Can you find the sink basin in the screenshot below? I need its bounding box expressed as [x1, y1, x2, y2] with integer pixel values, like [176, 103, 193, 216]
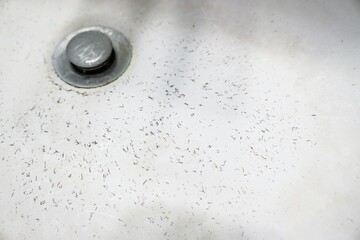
[0, 0, 360, 239]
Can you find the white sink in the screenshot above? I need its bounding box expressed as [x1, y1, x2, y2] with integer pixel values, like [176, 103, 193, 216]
[1, 0, 360, 239]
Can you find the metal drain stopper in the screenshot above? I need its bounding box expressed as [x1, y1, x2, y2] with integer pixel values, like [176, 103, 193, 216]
[53, 26, 132, 88]
[67, 31, 113, 73]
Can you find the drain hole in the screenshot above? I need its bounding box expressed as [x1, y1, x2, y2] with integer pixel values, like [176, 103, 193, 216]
[53, 26, 132, 88]
[71, 49, 115, 75]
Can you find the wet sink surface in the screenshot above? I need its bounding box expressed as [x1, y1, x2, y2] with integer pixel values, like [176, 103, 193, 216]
[1, 0, 360, 239]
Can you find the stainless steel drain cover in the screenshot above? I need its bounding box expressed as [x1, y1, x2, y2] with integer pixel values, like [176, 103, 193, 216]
[52, 26, 132, 88]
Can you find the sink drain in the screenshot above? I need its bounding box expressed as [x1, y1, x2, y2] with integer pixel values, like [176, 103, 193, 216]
[52, 26, 132, 88]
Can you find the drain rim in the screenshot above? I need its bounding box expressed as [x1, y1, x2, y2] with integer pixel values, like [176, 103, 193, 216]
[52, 26, 132, 88]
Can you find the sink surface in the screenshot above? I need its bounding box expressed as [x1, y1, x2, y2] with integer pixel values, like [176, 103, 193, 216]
[0, 0, 360, 239]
